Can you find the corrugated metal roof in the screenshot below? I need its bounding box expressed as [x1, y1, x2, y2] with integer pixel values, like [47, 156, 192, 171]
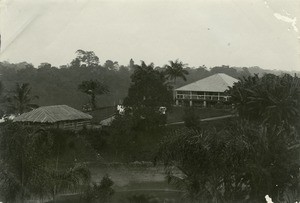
[175, 73, 239, 92]
[99, 115, 115, 126]
[14, 105, 92, 123]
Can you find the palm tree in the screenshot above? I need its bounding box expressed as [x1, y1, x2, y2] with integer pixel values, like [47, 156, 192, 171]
[228, 74, 300, 127]
[164, 59, 189, 85]
[48, 163, 91, 202]
[0, 124, 92, 203]
[157, 120, 299, 202]
[0, 124, 52, 203]
[78, 80, 109, 110]
[8, 83, 38, 114]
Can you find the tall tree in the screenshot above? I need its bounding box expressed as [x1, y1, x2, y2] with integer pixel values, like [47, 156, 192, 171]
[38, 63, 52, 69]
[78, 80, 109, 110]
[122, 61, 172, 130]
[164, 59, 189, 84]
[129, 58, 135, 70]
[124, 61, 173, 108]
[0, 123, 52, 203]
[228, 74, 300, 127]
[0, 123, 91, 202]
[158, 120, 300, 202]
[8, 83, 38, 114]
[104, 60, 119, 71]
[71, 50, 99, 68]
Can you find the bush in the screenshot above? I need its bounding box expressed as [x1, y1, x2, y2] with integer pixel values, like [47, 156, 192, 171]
[127, 194, 159, 203]
[81, 174, 114, 203]
[79, 128, 108, 153]
[158, 120, 300, 202]
[183, 107, 200, 129]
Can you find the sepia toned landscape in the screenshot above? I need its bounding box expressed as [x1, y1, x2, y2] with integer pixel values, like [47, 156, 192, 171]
[0, 0, 299, 202]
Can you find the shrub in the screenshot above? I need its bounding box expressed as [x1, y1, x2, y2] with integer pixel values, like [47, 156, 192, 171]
[183, 107, 200, 129]
[81, 174, 114, 203]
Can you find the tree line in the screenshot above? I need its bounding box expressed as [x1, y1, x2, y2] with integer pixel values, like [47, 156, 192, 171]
[0, 49, 288, 116]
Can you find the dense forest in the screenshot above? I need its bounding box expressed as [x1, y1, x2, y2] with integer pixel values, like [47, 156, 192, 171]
[0, 50, 299, 113]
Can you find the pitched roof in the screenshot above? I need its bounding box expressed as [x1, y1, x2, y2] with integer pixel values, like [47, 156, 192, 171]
[175, 73, 239, 92]
[14, 105, 92, 123]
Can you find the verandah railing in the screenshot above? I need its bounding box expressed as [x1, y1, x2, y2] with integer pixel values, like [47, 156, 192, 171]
[176, 94, 230, 101]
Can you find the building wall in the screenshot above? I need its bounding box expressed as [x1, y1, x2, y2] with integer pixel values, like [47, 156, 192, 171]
[175, 90, 230, 107]
[17, 120, 92, 131]
[58, 120, 92, 130]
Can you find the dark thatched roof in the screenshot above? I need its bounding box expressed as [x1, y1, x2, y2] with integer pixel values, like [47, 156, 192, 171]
[14, 105, 92, 123]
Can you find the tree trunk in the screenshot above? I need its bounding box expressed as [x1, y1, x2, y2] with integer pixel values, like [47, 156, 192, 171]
[91, 93, 96, 110]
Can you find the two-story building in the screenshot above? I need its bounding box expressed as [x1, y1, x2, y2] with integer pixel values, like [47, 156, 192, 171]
[174, 73, 239, 107]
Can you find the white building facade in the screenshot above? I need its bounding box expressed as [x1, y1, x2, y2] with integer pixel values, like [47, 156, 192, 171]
[174, 73, 239, 107]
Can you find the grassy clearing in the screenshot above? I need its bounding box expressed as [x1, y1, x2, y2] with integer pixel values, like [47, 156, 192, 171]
[89, 106, 232, 125]
[89, 106, 116, 124]
[166, 106, 233, 124]
[89, 165, 166, 186]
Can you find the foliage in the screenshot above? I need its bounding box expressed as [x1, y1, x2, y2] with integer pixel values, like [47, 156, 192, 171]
[104, 60, 119, 71]
[0, 81, 5, 116]
[0, 81, 3, 96]
[127, 194, 159, 203]
[7, 83, 39, 114]
[0, 60, 262, 109]
[210, 65, 246, 79]
[0, 123, 92, 202]
[121, 61, 172, 134]
[158, 120, 300, 202]
[123, 61, 173, 109]
[228, 74, 300, 126]
[0, 123, 52, 202]
[38, 62, 53, 69]
[164, 59, 189, 83]
[81, 174, 114, 203]
[105, 112, 168, 161]
[78, 80, 109, 109]
[71, 49, 100, 68]
[79, 128, 108, 154]
[183, 107, 201, 129]
[47, 163, 91, 201]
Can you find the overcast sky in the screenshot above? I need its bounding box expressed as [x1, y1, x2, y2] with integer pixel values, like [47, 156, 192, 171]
[0, 0, 299, 71]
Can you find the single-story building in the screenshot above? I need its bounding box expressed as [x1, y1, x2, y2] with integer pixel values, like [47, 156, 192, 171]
[174, 73, 239, 107]
[13, 105, 92, 130]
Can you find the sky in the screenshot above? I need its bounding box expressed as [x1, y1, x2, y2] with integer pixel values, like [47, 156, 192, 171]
[0, 0, 299, 71]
